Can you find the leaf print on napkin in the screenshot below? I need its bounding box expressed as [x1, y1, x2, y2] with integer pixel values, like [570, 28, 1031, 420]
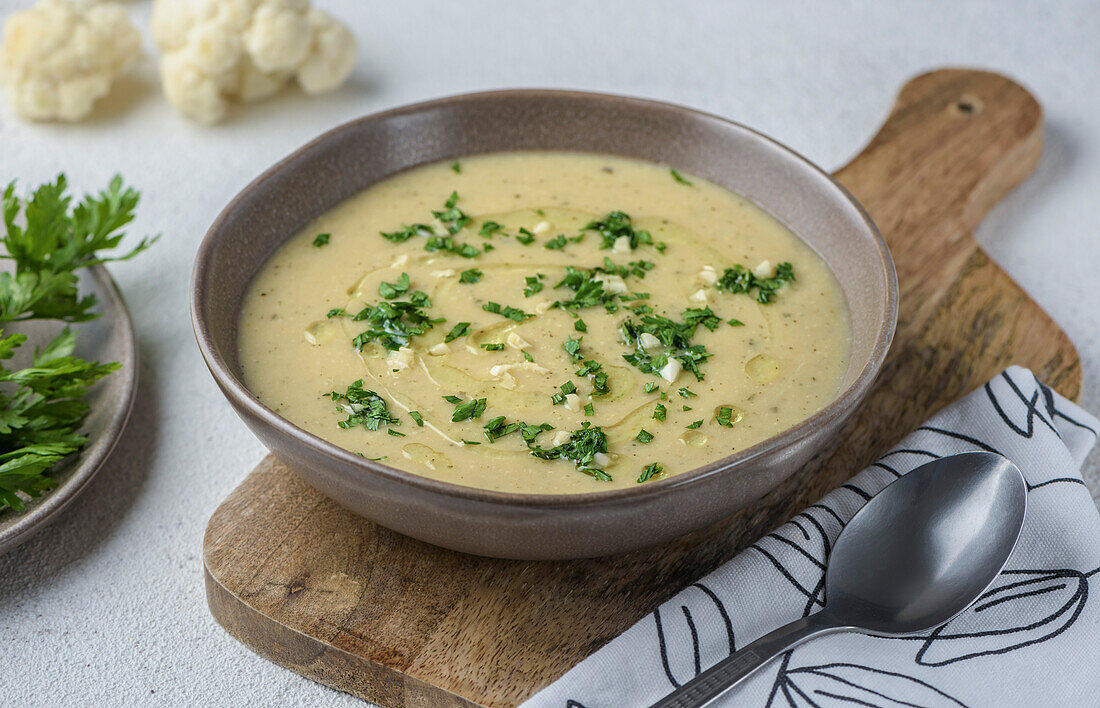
[910, 568, 1094, 666]
[767, 661, 967, 708]
[654, 582, 737, 688]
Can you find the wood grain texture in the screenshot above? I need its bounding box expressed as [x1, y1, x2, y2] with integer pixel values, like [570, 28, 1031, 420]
[203, 70, 1081, 707]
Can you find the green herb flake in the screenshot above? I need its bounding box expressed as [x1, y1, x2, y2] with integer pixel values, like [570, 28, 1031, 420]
[563, 336, 583, 361]
[441, 395, 463, 404]
[479, 220, 503, 237]
[432, 191, 471, 235]
[522, 350, 535, 362]
[574, 318, 588, 333]
[325, 380, 400, 432]
[409, 411, 425, 426]
[653, 403, 667, 421]
[444, 321, 471, 343]
[312, 232, 331, 247]
[685, 419, 703, 429]
[669, 169, 693, 186]
[387, 429, 406, 437]
[451, 161, 461, 174]
[483, 301, 533, 322]
[716, 406, 736, 427]
[381, 223, 434, 243]
[583, 403, 595, 416]
[516, 228, 536, 245]
[481, 342, 505, 351]
[523, 276, 544, 297]
[544, 234, 568, 250]
[459, 268, 483, 284]
[637, 462, 664, 483]
[716, 262, 796, 304]
[678, 387, 697, 398]
[635, 429, 654, 444]
[378, 272, 411, 299]
[451, 397, 487, 422]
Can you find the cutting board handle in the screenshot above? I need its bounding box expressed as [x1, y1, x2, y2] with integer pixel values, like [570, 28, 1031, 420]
[836, 69, 1042, 272]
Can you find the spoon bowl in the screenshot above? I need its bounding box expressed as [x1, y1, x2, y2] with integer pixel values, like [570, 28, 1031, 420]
[653, 451, 1027, 707]
[827, 451, 1027, 633]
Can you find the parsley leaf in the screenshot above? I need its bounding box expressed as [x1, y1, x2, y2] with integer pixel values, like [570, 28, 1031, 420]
[459, 268, 482, 284]
[325, 380, 399, 431]
[523, 276, 544, 297]
[482, 301, 532, 322]
[432, 191, 471, 234]
[669, 169, 693, 186]
[378, 272, 410, 299]
[312, 233, 330, 247]
[637, 462, 664, 483]
[444, 321, 470, 343]
[716, 262, 795, 303]
[635, 429, 654, 444]
[450, 397, 487, 422]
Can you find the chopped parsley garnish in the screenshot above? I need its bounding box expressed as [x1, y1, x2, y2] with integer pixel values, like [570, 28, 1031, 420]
[450, 397, 487, 422]
[635, 429, 654, 444]
[481, 342, 505, 351]
[451, 161, 461, 174]
[638, 462, 664, 483]
[444, 321, 470, 342]
[432, 191, 471, 234]
[312, 232, 330, 247]
[727, 318, 745, 327]
[669, 169, 693, 186]
[522, 350, 535, 362]
[483, 415, 523, 442]
[653, 403, 667, 421]
[425, 235, 480, 258]
[552, 266, 626, 312]
[583, 211, 663, 251]
[441, 395, 462, 404]
[716, 406, 736, 427]
[527, 422, 610, 480]
[592, 371, 609, 395]
[516, 228, 536, 245]
[462, 439, 482, 445]
[483, 301, 533, 321]
[682, 405, 693, 411]
[643, 381, 658, 394]
[387, 429, 406, 437]
[459, 268, 482, 283]
[583, 403, 595, 416]
[563, 336, 583, 361]
[523, 276, 544, 297]
[551, 380, 578, 405]
[678, 387, 697, 398]
[346, 290, 441, 351]
[544, 234, 567, 250]
[324, 380, 399, 431]
[378, 272, 411, 299]
[716, 262, 795, 303]
[685, 419, 703, 429]
[620, 309, 715, 381]
[479, 220, 503, 237]
[574, 319, 588, 332]
[409, 411, 424, 426]
[381, 223, 434, 243]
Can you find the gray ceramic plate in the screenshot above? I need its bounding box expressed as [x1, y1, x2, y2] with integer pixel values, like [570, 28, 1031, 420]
[0, 266, 138, 556]
[192, 90, 897, 559]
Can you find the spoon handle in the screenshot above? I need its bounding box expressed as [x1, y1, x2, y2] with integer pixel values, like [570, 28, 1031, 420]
[649, 610, 844, 708]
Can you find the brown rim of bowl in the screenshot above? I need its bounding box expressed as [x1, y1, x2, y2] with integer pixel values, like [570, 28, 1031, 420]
[0, 265, 138, 554]
[191, 88, 898, 510]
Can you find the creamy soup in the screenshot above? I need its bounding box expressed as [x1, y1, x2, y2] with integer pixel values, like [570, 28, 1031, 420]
[239, 152, 849, 494]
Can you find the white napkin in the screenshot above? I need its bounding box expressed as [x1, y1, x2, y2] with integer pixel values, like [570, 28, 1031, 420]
[524, 367, 1100, 707]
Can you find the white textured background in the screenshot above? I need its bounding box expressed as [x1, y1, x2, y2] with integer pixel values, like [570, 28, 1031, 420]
[1, 1, 1098, 705]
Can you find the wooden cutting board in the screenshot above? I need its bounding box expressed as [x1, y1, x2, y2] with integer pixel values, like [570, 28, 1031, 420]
[203, 70, 1082, 707]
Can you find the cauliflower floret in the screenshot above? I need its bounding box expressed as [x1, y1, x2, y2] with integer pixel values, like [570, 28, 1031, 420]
[151, 0, 356, 124]
[0, 0, 140, 122]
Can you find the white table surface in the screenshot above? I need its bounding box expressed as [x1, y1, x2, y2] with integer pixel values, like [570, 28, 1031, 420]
[2, 1, 1098, 705]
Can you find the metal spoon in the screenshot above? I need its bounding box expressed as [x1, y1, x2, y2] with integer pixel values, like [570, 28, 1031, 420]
[651, 451, 1027, 708]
